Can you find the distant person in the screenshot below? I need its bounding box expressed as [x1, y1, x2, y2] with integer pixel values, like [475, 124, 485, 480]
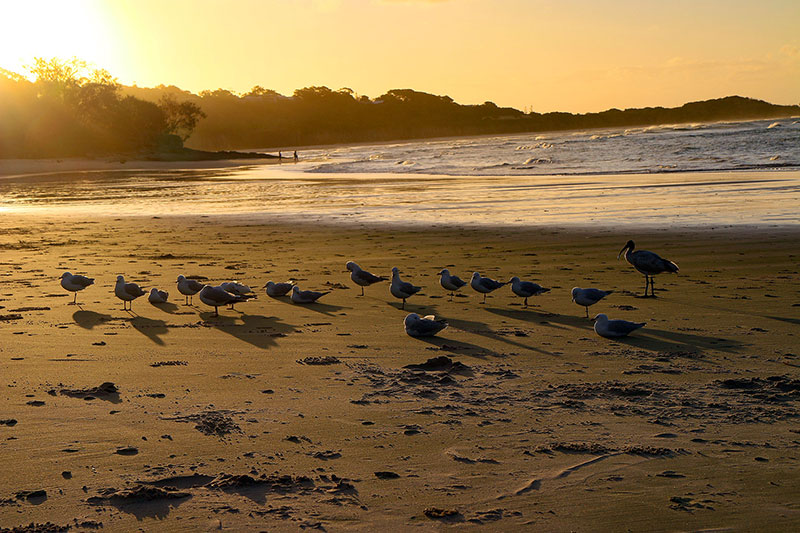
[293, 150, 298, 161]
[278, 151, 282, 160]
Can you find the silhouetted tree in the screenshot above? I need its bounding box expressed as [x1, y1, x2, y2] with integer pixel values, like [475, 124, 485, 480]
[159, 95, 206, 141]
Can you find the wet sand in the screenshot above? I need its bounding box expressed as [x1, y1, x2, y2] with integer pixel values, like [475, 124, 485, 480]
[0, 213, 798, 531]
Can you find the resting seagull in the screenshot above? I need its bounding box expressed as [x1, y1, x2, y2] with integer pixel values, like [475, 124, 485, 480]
[470, 272, 506, 303]
[60, 271, 94, 304]
[291, 285, 330, 304]
[177, 275, 204, 305]
[404, 313, 448, 338]
[618, 240, 679, 297]
[390, 267, 422, 309]
[593, 313, 645, 338]
[438, 269, 467, 301]
[221, 281, 255, 309]
[264, 281, 294, 298]
[114, 275, 146, 311]
[509, 276, 550, 307]
[199, 285, 253, 316]
[571, 287, 613, 318]
[148, 288, 169, 304]
[346, 261, 387, 296]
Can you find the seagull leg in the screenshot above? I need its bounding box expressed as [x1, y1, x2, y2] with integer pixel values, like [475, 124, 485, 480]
[585, 306, 589, 319]
[643, 276, 649, 297]
[650, 277, 656, 298]
[214, 306, 219, 317]
[73, 292, 77, 304]
[483, 294, 487, 304]
[361, 287, 365, 297]
[402, 298, 406, 310]
[523, 297, 528, 308]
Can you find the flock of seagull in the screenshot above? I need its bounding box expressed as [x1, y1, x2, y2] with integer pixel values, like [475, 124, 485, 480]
[58, 240, 679, 341]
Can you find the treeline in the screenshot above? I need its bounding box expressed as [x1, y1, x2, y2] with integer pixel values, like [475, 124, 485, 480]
[0, 58, 204, 158]
[126, 84, 800, 151]
[2, 58, 798, 158]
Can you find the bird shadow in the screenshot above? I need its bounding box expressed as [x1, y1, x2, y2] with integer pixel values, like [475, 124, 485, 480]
[98, 496, 190, 521]
[128, 316, 169, 346]
[150, 301, 180, 314]
[412, 335, 504, 360]
[271, 297, 349, 316]
[73, 310, 113, 329]
[445, 315, 556, 356]
[484, 307, 593, 331]
[387, 301, 439, 314]
[618, 327, 746, 354]
[198, 312, 297, 349]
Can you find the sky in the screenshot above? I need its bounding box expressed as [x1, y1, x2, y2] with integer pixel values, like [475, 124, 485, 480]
[1, 0, 798, 113]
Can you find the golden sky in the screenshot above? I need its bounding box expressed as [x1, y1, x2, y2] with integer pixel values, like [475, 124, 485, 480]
[1, 0, 798, 112]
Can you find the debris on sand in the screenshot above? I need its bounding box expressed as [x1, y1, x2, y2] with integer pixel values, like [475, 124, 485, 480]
[374, 471, 400, 479]
[166, 411, 242, 438]
[0, 523, 70, 533]
[404, 356, 471, 374]
[87, 485, 190, 504]
[150, 360, 188, 367]
[50, 382, 118, 401]
[297, 356, 341, 365]
[0, 419, 17, 426]
[204, 473, 314, 493]
[526, 442, 686, 457]
[424, 507, 463, 521]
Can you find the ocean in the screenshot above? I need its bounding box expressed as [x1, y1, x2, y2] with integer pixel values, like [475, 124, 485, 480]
[1, 118, 798, 228]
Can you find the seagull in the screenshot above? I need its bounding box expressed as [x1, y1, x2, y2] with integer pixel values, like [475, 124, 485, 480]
[114, 275, 146, 311]
[593, 313, 645, 338]
[60, 271, 94, 304]
[177, 275, 204, 305]
[148, 288, 169, 304]
[618, 240, 679, 297]
[438, 269, 467, 301]
[346, 261, 387, 296]
[390, 267, 422, 309]
[199, 285, 254, 316]
[264, 281, 294, 297]
[220, 281, 255, 309]
[509, 276, 550, 307]
[571, 287, 613, 318]
[404, 313, 448, 338]
[291, 285, 330, 304]
[470, 272, 506, 303]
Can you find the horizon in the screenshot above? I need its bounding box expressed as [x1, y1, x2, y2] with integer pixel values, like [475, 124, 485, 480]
[1, 0, 798, 114]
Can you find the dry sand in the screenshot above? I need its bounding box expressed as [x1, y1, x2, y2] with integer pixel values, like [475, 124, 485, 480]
[0, 214, 798, 531]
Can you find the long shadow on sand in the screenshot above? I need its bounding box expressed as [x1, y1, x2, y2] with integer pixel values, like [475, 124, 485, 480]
[446, 315, 556, 357]
[129, 316, 169, 346]
[411, 335, 508, 359]
[618, 327, 746, 354]
[149, 301, 180, 314]
[198, 312, 297, 349]
[271, 297, 350, 316]
[484, 307, 594, 331]
[72, 310, 114, 329]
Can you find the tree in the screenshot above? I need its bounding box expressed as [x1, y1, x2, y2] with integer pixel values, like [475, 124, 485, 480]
[159, 94, 206, 141]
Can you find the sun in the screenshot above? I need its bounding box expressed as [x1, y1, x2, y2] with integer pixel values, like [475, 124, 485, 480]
[0, 0, 120, 77]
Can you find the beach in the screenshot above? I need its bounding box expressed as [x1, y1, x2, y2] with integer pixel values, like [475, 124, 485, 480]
[1, 210, 798, 531]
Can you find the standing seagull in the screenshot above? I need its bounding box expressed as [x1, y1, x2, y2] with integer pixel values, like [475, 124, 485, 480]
[177, 275, 204, 305]
[60, 271, 94, 304]
[593, 313, 645, 338]
[346, 261, 387, 296]
[390, 267, 422, 309]
[291, 285, 330, 304]
[571, 287, 613, 318]
[264, 281, 294, 298]
[404, 313, 448, 338]
[509, 276, 550, 307]
[618, 240, 679, 297]
[438, 269, 467, 301]
[115, 275, 146, 311]
[470, 272, 506, 304]
[199, 285, 254, 317]
[148, 288, 169, 304]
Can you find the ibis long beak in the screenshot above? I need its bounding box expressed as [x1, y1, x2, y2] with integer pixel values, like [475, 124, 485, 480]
[617, 244, 628, 260]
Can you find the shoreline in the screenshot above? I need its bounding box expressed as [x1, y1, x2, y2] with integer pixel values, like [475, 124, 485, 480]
[0, 155, 283, 180]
